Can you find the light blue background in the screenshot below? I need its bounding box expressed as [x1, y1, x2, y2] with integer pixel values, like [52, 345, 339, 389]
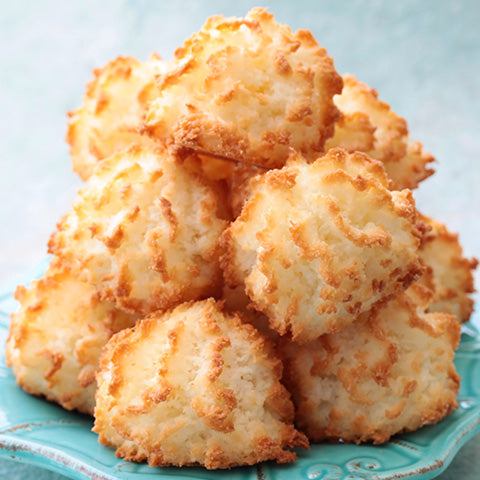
[0, 1, 478, 479]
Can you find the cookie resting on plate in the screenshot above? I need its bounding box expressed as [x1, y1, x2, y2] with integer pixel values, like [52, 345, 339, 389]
[6, 258, 139, 414]
[143, 7, 342, 169]
[93, 298, 308, 469]
[221, 148, 425, 342]
[49, 145, 228, 315]
[280, 286, 460, 444]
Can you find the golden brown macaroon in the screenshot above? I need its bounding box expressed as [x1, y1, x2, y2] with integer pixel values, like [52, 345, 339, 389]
[143, 7, 342, 169]
[67, 54, 165, 180]
[325, 74, 435, 189]
[280, 288, 460, 444]
[93, 299, 308, 469]
[418, 215, 477, 322]
[6, 259, 139, 415]
[49, 145, 228, 315]
[221, 148, 425, 342]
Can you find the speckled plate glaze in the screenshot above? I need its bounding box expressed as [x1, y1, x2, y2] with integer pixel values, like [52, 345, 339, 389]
[0, 261, 479, 480]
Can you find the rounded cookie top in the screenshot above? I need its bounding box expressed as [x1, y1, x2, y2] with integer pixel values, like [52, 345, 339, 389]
[6, 258, 139, 415]
[49, 145, 227, 314]
[325, 74, 435, 190]
[67, 54, 165, 180]
[280, 289, 460, 444]
[93, 298, 308, 469]
[144, 7, 342, 169]
[221, 148, 425, 342]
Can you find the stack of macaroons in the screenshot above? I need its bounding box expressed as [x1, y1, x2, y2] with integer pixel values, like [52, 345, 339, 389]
[6, 7, 477, 470]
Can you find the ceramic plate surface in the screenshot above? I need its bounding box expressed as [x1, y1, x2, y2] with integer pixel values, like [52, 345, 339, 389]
[0, 260, 479, 480]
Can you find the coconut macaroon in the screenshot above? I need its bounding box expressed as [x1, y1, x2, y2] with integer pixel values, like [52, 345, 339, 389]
[6, 260, 139, 415]
[280, 288, 461, 444]
[143, 7, 342, 169]
[67, 54, 165, 180]
[221, 148, 424, 342]
[418, 215, 477, 323]
[49, 145, 228, 315]
[93, 299, 308, 469]
[325, 74, 435, 190]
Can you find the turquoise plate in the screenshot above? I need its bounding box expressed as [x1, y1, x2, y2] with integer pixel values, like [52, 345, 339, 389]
[0, 261, 479, 480]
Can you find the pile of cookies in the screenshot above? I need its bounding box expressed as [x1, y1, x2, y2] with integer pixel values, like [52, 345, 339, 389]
[6, 8, 477, 469]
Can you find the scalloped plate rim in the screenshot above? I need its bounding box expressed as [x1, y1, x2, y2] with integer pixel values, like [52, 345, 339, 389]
[0, 261, 479, 480]
[0, 433, 118, 480]
[4, 410, 480, 480]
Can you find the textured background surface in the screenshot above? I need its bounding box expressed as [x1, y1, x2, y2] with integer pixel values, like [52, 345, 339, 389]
[0, 0, 478, 478]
